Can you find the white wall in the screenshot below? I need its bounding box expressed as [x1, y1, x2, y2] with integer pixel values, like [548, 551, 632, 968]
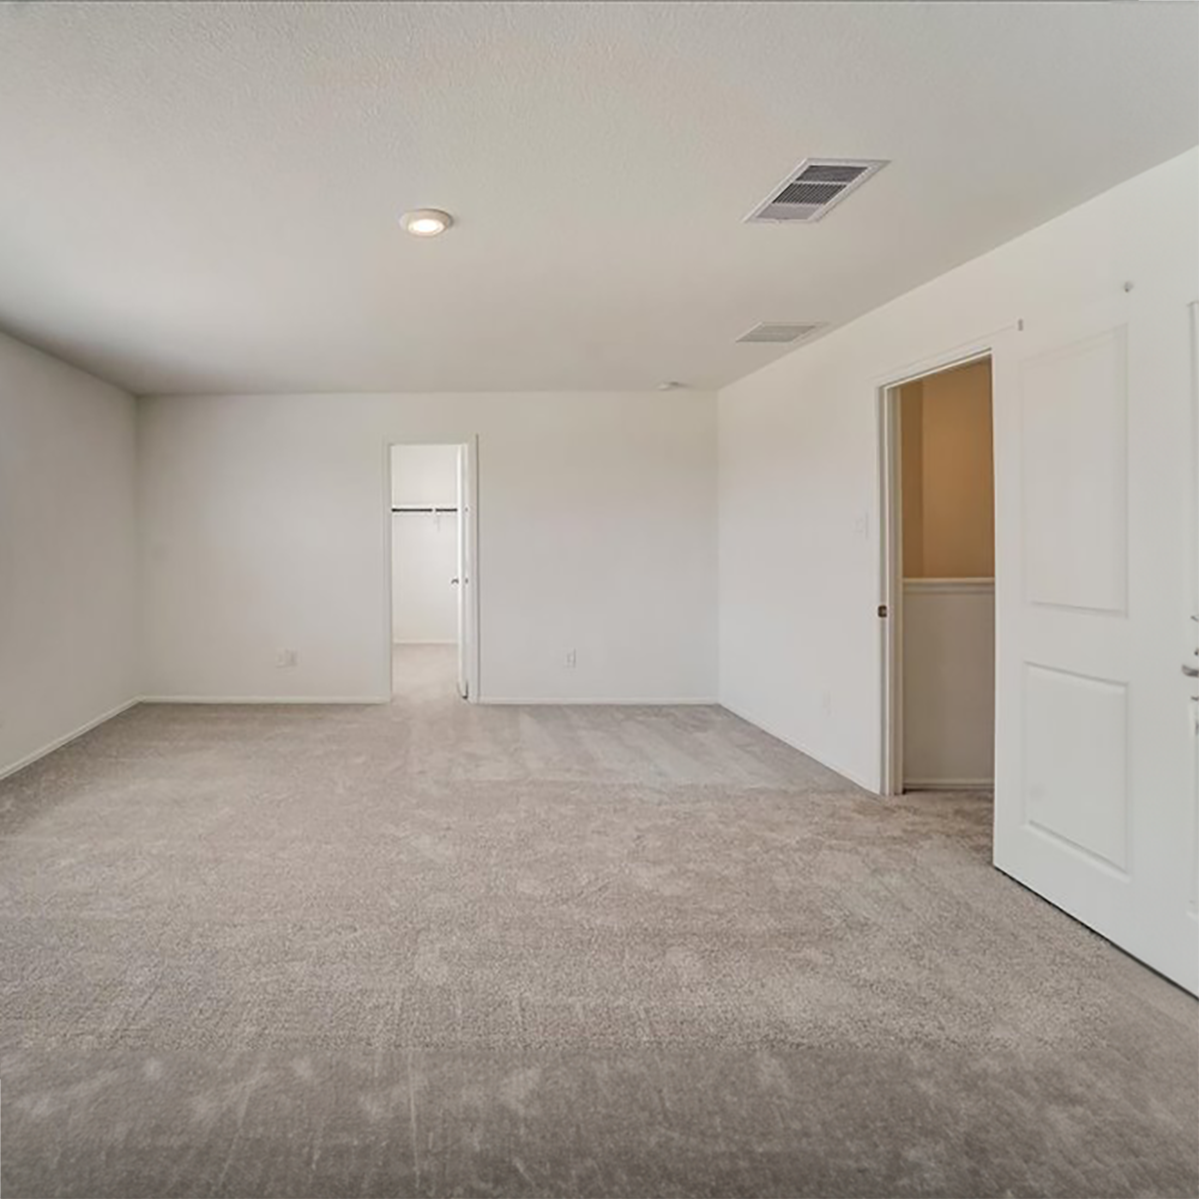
[391, 444, 459, 644]
[718, 148, 1198, 790]
[902, 580, 995, 789]
[0, 331, 139, 777]
[390, 443, 459, 509]
[139, 391, 717, 703]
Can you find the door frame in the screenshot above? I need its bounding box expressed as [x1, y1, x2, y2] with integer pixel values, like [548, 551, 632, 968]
[383, 435, 481, 702]
[876, 343, 997, 796]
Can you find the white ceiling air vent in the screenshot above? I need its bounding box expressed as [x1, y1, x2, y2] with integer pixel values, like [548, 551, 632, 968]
[746, 158, 888, 223]
[736, 322, 824, 345]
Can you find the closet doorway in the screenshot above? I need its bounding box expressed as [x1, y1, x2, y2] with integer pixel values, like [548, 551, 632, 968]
[880, 355, 995, 793]
[387, 440, 478, 702]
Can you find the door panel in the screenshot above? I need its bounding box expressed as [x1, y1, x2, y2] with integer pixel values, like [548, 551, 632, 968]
[1021, 328, 1128, 613]
[994, 289, 1198, 993]
[1023, 663, 1129, 873]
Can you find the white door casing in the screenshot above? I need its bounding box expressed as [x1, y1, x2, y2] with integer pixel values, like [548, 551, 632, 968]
[455, 444, 469, 700]
[1187, 301, 1198, 927]
[992, 286, 1198, 994]
[453, 436, 481, 703]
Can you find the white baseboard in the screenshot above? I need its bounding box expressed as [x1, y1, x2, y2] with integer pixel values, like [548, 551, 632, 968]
[718, 700, 877, 793]
[149, 693, 715, 707]
[904, 778, 994, 791]
[140, 695, 390, 705]
[480, 696, 719, 706]
[0, 697, 140, 783]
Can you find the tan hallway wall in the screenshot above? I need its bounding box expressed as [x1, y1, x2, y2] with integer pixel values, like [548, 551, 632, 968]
[901, 359, 994, 578]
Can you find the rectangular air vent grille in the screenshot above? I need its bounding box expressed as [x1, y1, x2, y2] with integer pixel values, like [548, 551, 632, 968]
[746, 158, 887, 224]
[736, 322, 824, 345]
[797, 163, 870, 184]
[774, 181, 845, 207]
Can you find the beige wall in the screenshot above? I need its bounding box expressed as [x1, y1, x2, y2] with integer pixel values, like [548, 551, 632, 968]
[0, 330, 139, 778]
[139, 389, 718, 703]
[900, 358, 994, 578]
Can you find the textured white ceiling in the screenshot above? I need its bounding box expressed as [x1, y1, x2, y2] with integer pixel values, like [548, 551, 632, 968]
[0, 1, 1195, 395]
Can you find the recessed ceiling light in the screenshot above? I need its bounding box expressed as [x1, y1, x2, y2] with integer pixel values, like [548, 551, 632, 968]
[657, 381, 686, 391]
[400, 209, 453, 237]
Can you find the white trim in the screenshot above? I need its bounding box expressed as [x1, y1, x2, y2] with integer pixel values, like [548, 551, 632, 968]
[140, 695, 389, 705]
[905, 778, 994, 791]
[464, 436, 481, 702]
[903, 577, 995, 594]
[719, 701, 875, 793]
[0, 697, 139, 782]
[481, 696, 719, 706]
[870, 331, 1011, 392]
[878, 383, 903, 797]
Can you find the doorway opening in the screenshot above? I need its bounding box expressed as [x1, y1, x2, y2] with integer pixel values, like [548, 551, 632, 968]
[880, 354, 995, 795]
[387, 441, 478, 703]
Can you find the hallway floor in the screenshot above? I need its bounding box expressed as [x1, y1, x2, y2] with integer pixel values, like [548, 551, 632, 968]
[392, 642, 462, 703]
[0, 649, 1195, 1196]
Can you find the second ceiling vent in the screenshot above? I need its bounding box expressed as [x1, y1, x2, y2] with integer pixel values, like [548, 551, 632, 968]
[736, 322, 824, 344]
[746, 158, 887, 224]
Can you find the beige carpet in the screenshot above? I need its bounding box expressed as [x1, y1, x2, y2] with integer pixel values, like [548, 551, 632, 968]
[0, 645, 1195, 1197]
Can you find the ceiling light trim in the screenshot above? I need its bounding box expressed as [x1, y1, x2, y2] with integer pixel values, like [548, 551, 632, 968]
[400, 208, 454, 237]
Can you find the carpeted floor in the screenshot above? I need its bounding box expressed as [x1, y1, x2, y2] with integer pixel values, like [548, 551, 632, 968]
[0, 646, 1195, 1197]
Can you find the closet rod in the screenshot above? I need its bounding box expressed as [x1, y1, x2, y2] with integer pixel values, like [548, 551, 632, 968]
[391, 505, 457, 514]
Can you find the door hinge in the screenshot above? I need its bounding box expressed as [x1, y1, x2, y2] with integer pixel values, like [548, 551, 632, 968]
[877, 604, 889, 618]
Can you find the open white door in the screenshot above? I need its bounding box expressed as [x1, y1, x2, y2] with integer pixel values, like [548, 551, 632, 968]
[455, 444, 469, 700]
[993, 287, 1198, 993]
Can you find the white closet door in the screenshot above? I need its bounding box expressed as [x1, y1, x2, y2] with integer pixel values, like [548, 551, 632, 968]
[992, 287, 1198, 994]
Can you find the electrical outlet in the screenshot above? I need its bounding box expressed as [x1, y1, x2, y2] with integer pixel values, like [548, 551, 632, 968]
[275, 648, 298, 669]
[564, 649, 577, 669]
